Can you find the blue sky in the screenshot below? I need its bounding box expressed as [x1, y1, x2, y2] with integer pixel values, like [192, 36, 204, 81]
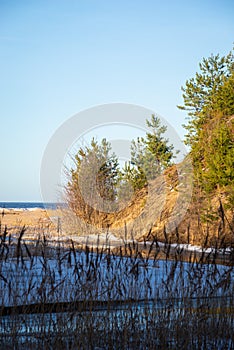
[0, 0, 233, 201]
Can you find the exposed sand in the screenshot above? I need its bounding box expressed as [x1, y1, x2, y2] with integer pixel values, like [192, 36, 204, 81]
[0, 209, 232, 265]
[0, 208, 56, 229]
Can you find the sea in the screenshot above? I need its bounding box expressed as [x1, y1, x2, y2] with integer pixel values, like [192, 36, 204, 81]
[0, 202, 62, 210]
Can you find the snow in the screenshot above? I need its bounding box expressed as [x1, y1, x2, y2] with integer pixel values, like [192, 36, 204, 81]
[60, 232, 124, 248]
[0, 246, 233, 308]
[144, 241, 232, 255]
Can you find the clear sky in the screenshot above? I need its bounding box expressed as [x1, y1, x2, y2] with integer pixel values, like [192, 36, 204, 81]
[0, 0, 233, 202]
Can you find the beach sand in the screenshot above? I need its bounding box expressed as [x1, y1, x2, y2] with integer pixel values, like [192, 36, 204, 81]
[0, 208, 56, 229]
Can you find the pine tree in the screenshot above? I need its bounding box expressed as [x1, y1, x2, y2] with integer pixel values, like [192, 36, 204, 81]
[178, 49, 233, 147]
[66, 138, 119, 217]
[178, 48, 234, 197]
[122, 115, 175, 190]
[202, 116, 234, 192]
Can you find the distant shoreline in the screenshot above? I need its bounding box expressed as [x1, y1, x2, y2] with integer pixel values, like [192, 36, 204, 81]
[0, 202, 65, 210]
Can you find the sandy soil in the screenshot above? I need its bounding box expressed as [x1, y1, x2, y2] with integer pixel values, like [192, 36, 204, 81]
[0, 208, 57, 229]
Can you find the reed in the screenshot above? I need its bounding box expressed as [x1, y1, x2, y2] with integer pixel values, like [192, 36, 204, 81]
[0, 221, 233, 349]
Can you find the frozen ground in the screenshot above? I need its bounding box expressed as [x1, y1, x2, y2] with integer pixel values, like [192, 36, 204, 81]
[0, 242, 233, 308]
[0, 237, 233, 349]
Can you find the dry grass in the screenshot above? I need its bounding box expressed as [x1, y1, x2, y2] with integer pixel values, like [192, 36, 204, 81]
[0, 220, 233, 349]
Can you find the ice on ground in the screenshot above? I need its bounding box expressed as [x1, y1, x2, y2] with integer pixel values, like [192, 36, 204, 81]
[64, 232, 123, 248]
[144, 241, 232, 255]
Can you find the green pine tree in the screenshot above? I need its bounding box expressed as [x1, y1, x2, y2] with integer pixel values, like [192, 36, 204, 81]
[122, 115, 175, 190]
[178, 49, 233, 147]
[66, 138, 119, 217]
[178, 48, 234, 199]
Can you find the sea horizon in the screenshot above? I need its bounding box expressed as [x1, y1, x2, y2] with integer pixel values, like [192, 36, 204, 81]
[0, 202, 65, 210]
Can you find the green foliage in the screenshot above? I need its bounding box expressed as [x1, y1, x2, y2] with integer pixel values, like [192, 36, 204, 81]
[116, 162, 140, 204]
[66, 138, 119, 215]
[213, 71, 234, 116]
[178, 49, 234, 147]
[145, 115, 175, 168]
[202, 118, 234, 192]
[121, 115, 175, 190]
[178, 48, 234, 196]
[66, 116, 176, 214]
